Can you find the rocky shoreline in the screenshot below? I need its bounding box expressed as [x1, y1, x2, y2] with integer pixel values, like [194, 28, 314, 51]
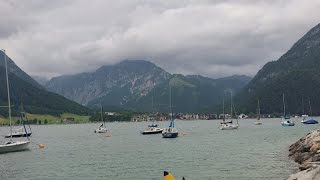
[287, 129, 320, 180]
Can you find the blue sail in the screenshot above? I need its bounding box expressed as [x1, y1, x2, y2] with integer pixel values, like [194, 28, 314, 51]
[169, 120, 174, 127]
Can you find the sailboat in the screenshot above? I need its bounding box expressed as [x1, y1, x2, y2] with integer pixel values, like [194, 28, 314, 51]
[219, 96, 230, 125]
[162, 85, 178, 138]
[300, 97, 309, 121]
[220, 90, 239, 130]
[94, 104, 107, 133]
[5, 105, 32, 138]
[148, 95, 158, 128]
[141, 113, 163, 135]
[301, 99, 318, 124]
[254, 99, 262, 125]
[281, 93, 295, 126]
[141, 92, 163, 135]
[0, 49, 30, 154]
[148, 115, 158, 128]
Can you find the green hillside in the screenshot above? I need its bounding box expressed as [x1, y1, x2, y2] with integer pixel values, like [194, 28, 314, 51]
[124, 74, 250, 113]
[235, 23, 320, 115]
[0, 66, 90, 116]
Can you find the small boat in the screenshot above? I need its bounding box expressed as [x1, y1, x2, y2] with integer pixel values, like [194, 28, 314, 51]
[301, 99, 318, 124]
[0, 141, 30, 154]
[148, 123, 158, 128]
[5, 127, 32, 138]
[148, 116, 158, 128]
[148, 94, 158, 127]
[94, 104, 107, 133]
[0, 49, 30, 154]
[281, 93, 295, 126]
[220, 122, 239, 130]
[300, 115, 308, 123]
[94, 124, 107, 133]
[220, 90, 239, 130]
[141, 127, 163, 135]
[164, 171, 185, 180]
[162, 86, 179, 138]
[254, 99, 262, 125]
[162, 124, 179, 138]
[5, 105, 32, 138]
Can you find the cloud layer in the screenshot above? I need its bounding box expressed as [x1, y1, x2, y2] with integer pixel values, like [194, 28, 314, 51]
[1, 0, 320, 79]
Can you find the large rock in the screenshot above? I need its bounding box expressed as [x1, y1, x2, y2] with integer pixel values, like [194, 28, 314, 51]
[287, 166, 320, 180]
[289, 130, 320, 164]
[287, 129, 320, 180]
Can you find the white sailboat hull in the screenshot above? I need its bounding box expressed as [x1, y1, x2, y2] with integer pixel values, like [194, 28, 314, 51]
[0, 141, 30, 154]
[94, 127, 107, 133]
[255, 121, 262, 125]
[220, 123, 239, 130]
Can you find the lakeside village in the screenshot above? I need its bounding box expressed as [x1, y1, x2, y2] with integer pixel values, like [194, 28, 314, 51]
[130, 112, 304, 122]
[0, 111, 307, 126]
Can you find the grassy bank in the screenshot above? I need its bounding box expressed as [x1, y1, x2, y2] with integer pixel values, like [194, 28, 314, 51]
[0, 113, 91, 126]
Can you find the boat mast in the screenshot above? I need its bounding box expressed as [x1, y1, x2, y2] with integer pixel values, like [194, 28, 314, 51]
[230, 90, 233, 121]
[257, 98, 260, 120]
[308, 98, 312, 117]
[3, 49, 13, 142]
[151, 88, 155, 124]
[100, 103, 105, 127]
[169, 85, 174, 128]
[302, 97, 304, 115]
[222, 95, 225, 122]
[283, 93, 285, 117]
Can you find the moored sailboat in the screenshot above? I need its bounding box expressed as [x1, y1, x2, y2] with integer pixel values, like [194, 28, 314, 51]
[220, 90, 239, 130]
[5, 105, 32, 138]
[0, 49, 30, 154]
[94, 104, 107, 133]
[301, 99, 318, 124]
[162, 86, 178, 138]
[281, 93, 295, 126]
[254, 99, 262, 125]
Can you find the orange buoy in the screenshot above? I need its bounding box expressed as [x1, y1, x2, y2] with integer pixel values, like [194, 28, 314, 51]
[38, 144, 45, 148]
[105, 133, 110, 137]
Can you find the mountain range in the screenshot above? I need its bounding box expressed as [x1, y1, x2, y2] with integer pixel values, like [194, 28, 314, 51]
[4, 22, 320, 115]
[235, 23, 320, 115]
[46, 60, 251, 112]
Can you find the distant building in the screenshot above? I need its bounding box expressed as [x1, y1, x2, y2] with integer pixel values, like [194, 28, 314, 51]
[64, 117, 75, 123]
[106, 112, 115, 116]
[238, 113, 248, 119]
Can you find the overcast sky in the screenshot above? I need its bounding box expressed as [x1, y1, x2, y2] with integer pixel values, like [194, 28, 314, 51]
[1, 0, 320, 79]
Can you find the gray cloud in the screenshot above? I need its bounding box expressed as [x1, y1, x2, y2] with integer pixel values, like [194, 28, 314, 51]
[1, 0, 320, 79]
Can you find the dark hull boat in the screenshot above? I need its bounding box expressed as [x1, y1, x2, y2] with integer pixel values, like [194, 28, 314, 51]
[162, 86, 178, 138]
[5, 132, 32, 138]
[302, 119, 318, 124]
[162, 130, 178, 138]
[141, 128, 163, 135]
[301, 99, 318, 124]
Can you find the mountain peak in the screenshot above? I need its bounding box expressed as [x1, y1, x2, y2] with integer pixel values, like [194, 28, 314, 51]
[96, 60, 158, 73]
[0, 50, 43, 89]
[282, 23, 320, 61]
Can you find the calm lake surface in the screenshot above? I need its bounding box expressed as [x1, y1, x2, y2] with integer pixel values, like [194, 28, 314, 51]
[1, 118, 320, 180]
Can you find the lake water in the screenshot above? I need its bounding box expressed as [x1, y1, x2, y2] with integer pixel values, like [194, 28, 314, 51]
[1, 118, 319, 180]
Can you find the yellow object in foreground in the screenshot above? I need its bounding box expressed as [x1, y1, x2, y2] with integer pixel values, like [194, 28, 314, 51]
[164, 171, 175, 180]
